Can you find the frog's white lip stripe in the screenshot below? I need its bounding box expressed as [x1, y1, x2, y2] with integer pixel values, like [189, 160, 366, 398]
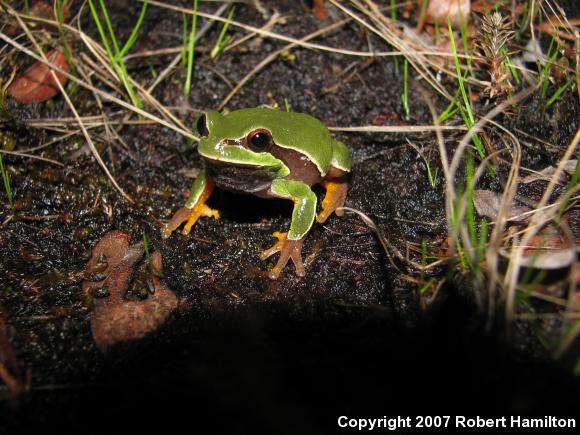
[202, 155, 291, 179]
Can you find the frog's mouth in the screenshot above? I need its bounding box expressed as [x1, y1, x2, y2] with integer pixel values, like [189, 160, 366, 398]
[204, 158, 277, 194]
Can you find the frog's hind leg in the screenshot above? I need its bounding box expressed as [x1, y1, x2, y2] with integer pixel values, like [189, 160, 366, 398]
[317, 139, 351, 223]
[316, 169, 348, 223]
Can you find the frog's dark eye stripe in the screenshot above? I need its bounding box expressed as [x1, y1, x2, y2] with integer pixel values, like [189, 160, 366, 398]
[247, 129, 272, 152]
[196, 114, 209, 137]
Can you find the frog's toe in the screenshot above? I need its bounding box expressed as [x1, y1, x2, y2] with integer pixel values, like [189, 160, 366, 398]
[261, 232, 305, 279]
[260, 231, 286, 260]
[162, 207, 194, 238]
[164, 204, 220, 238]
[316, 179, 348, 223]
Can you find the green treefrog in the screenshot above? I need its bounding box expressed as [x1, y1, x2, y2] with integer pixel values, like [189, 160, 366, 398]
[163, 107, 352, 279]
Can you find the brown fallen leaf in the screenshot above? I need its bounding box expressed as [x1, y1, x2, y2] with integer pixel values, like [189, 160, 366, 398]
[312, 0, 328, 20]
[473, 190, 531, 222]
[538, 17, 580, 43]
[87, 239, 177, 351]
[81, 230, 133, 297]
[4, 1, 71, 35]
[501, 217, 575, 274]
[417, 0, 471, 33]
[521, 160, 577, 185]
[8, 49, 70, 103]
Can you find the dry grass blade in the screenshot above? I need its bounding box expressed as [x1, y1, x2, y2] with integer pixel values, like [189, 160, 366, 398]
[503, 127, 580, 330]
[0, 31, 195, 142]
[3, 2, 134, 202]
[329, 125, 468, 133]
[0, 149, 63, 166]
[144, 0, 396, 58]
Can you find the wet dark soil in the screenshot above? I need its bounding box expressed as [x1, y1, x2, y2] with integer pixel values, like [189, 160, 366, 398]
[0, 1, 579, 433]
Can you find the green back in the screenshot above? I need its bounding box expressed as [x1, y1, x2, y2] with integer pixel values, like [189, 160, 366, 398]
[203, 108, 333, 173]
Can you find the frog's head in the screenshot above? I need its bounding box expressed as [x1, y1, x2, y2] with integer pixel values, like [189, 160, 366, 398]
[195, 109, 290, 193]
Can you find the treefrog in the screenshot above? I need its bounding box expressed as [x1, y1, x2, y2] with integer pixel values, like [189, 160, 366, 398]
[163, 107, 352, 279]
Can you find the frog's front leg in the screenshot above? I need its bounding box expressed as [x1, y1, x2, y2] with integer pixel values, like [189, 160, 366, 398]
[261, 179, 317, 279]
[162, 167, 220, 238]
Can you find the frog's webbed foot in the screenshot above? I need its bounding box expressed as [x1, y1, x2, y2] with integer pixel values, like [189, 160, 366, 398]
[162, 169, 219, 238]
[162, 203, 219, 238]
[260, 231, 305, 279]
[316, 178, 348, 223]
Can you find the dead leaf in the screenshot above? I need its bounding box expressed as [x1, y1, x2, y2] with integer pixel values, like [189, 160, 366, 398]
[81, 230, 133, 297]
[538, 17, 580, 42]
[502, 220, 575, 271]
[522, 160, 577, 184]
[473, 190, 531, 221]
[28, 1, 71, 23]
[524, 220, 573, 255]
[84, 234, 177, 352]
[420, 0, 471, 29]
[313, 0, 328, 20]
[509, 248, 576, 270]
[4, 1, 71, 35]
[8, 49, 70, 103]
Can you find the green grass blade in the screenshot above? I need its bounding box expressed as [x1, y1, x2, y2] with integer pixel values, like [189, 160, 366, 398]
[88, 0, 117, 66]
[401, 58, 410, 119]
[210, 6, 235, 59]
[185, 0, 199, 96]
[546, 79, 574, 107]
[0, 154, 13, 209]
[56, 0, 77, 77]
[98, 0, 121, 56]
[448, 21, 473, 125]
[116, 0, 149, 61]
[181, 13, 188, 66]
[448, 20, 494, 176]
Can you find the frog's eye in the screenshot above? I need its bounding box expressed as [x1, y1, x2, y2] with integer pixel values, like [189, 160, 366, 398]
[196, 114, 209, 137]
[247, 129, 272, 152]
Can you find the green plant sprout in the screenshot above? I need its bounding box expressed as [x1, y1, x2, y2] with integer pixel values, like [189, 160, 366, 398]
[181, 13, 188, 66]
[143, 232, 163, 277]
[210, 6, 235, 59]
[401, 58, 410, 120]
[459, 8, 472, 72]
[448, 20, 494, 177]
[425, 157, 440, 188]
[418, 240, 442, 295]
[546, 78, 574, 107]
[390, 0, 399, 72]
[143, 231, 152, 266]
[0, 154, 13, 210]
[88, 0, 148, 109]
[56, 0, 77, 78]
[438, 90, 460, 123]
[148, 63, 158, 79]
[540, 37, 560, 103]
[185, 0, 199, 96]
